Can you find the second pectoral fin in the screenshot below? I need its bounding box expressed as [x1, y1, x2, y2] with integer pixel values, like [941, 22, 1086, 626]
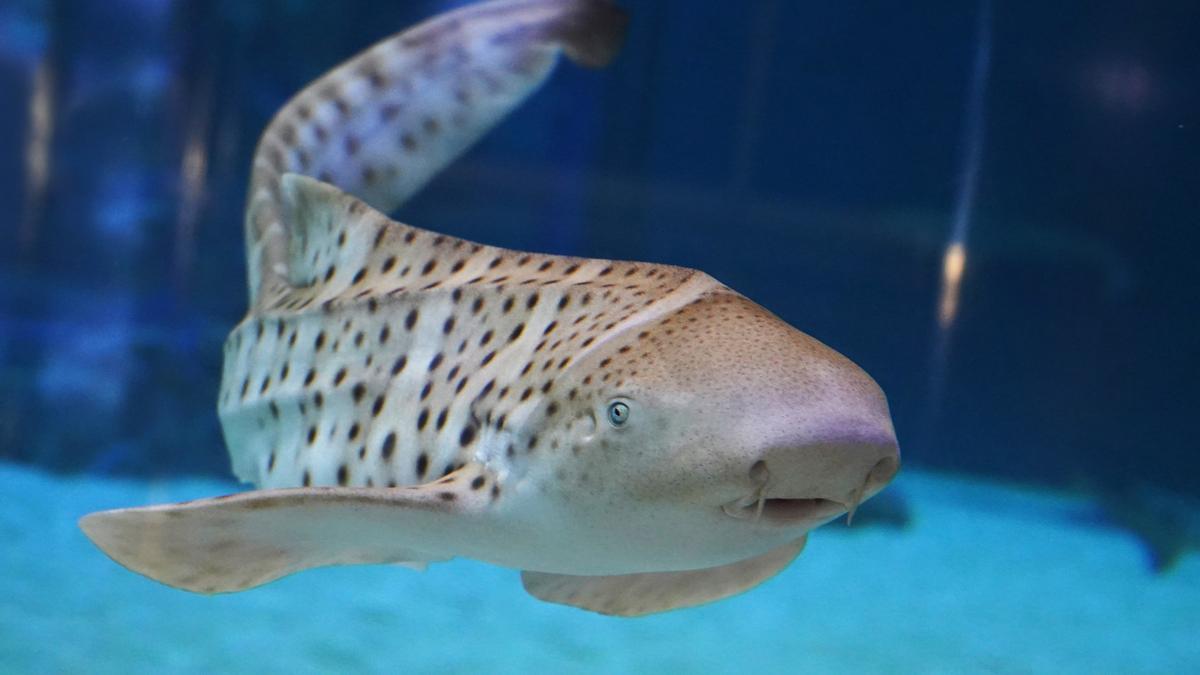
[522, 536, 807, 616]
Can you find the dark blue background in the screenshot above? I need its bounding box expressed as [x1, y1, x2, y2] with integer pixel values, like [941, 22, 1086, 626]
[1, 0, 1196, 493]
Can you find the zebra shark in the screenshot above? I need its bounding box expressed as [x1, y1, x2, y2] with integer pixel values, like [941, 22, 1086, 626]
[80, 0, 900, 616]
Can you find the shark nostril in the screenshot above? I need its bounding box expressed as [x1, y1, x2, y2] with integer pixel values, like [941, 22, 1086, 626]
[866, 455, 899, 492]
[748, 460, 769, 485]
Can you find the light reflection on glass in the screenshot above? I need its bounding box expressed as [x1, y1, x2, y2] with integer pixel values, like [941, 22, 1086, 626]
[938, 241, 966, 330]
[21, 58, 54, 252]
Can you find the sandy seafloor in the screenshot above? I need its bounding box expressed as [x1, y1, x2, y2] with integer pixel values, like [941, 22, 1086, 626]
[1, 461, 1196, 675]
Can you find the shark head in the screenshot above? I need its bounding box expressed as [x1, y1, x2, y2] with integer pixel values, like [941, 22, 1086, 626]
[516, 289, 899, 571]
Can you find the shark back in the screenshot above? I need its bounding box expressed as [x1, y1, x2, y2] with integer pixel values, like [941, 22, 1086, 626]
[219, 176, 709, 492]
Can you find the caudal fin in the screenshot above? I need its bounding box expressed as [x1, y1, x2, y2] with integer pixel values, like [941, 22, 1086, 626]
[245, 0, 628, 308]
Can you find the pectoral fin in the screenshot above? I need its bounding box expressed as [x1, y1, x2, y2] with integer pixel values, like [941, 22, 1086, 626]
[522, 536, 807, 616]
[80, 466, 495, 594]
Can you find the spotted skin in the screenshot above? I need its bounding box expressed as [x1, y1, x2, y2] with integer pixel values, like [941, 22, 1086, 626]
[221, 174, 704, 496]
[80, 0, 901, 617]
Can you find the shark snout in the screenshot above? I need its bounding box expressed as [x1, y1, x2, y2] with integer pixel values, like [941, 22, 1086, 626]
[780, 418, 899, 500]
[724, 420, 900, 526]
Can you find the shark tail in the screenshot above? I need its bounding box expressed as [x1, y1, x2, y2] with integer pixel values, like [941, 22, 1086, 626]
[243, 0, 628, 309]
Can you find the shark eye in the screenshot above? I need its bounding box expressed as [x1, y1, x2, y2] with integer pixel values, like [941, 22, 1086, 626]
[607, 401, 630, 427]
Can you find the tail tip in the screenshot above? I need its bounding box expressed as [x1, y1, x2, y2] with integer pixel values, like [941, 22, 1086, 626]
[555, 0, 629, 68]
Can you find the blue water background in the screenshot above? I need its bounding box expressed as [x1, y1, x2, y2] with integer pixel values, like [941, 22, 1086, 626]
[3, 0, 1196, 492]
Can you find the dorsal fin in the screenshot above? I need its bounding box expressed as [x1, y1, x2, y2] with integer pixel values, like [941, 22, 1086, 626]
[245, 0, 628, 308]
[278, 172, 391, 294]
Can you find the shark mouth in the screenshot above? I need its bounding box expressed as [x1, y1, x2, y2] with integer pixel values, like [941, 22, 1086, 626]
[721, 496, 847, 525]
[721, 460, 855, 525]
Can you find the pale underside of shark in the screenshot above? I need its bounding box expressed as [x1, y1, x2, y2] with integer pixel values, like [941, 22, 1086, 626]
[80, 0, 900, 616]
